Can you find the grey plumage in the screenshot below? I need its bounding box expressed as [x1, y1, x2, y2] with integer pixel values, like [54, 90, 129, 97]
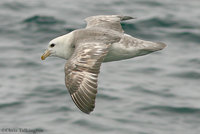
[85, 15, 134, 33]
[65, 43, 109, 114]
[42, 15, 166, 114]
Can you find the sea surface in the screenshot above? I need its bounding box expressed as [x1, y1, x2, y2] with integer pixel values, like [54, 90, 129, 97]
[0, 0, 200, 134]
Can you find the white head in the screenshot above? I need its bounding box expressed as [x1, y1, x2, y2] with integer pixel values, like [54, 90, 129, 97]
[41, 32, 74, 60]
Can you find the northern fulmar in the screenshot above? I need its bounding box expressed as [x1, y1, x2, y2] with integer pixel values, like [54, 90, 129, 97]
[41, 15, 166, 114]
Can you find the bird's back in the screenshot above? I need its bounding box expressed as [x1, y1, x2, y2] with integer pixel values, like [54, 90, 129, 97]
[72, 28, 121, 46]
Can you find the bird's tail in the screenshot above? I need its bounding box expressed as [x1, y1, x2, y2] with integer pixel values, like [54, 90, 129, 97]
[147, 42, 166, 51]
[137, 41, 166, 56]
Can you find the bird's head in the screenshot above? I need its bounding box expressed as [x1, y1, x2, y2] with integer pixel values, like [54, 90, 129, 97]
[41, 33, 74, 60]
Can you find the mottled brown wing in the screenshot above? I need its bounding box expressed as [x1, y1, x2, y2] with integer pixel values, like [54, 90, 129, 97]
[65, 42, 109, 114]
[85, 15, 134, 33]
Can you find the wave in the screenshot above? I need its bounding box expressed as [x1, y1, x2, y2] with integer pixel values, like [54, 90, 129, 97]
[135, 16, 198, 29]
[1, 1, 27, 11]
[188, 58, 200, 65]
[169, 71, 200, 79]
[72, 119, 110, 131]
[98, 93, 120, 101]
[167, 31, 200, 43]
[135, 17, 178, 28]
[20, 15, 76, 37]
[140, 105, 200, 114]
[131, 16, 200, 42]
[121, 23, 139, 31]
[129, 86, 175, 98]
[22, 15, 65, 25]
[132, 67, 162, 74]
[32, 85, 68, 98]
[0, 101, 23, 109]
[136, 1, 163, 7]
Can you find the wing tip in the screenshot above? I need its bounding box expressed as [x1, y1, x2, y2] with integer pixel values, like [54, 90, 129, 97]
[85, 110, 93, 114]
[85, 15, 136, 22]
[81, 107, 94, 114]
[70, 93, 95, 114]
[120, 16, 135, 21]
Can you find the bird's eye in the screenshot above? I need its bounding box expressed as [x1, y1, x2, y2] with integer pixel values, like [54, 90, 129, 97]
[50, 44, 55, 47]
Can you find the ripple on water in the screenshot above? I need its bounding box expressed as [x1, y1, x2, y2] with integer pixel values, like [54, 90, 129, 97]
[72, 119, 111, 131]
[136, 17, 178, 28]
[127, 85, 175, 98]
[97, 93, 120, 101]
[31, 85, 68, 98]
[15, 60, 41, 68]
[137, 1, 163, 7]
[130, 67, 162, 74]
[1, 1, 28, 11]
[121, 23, 139, 31]
[20, 15, 75, 42]
[22, 15, 65, 25]
[169, 71, 200, 79]
[139, 105, 200, 115]
[168, 31, 200, 43]
[188, 58, 200, 66]
[0, 101, 23, 109]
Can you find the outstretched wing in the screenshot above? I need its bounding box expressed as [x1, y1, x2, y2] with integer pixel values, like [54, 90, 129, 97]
[65, 42, 109, 114]
[85, 15, 134, 33]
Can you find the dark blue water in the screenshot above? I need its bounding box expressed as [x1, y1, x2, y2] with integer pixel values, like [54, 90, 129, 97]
[0, 0, 200, 134]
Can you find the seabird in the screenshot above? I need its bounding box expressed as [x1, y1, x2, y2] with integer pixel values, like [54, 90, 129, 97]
[41, 15, 166, 114]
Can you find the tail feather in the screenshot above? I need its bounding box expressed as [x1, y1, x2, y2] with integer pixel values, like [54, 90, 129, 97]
[155, 42, 167, 50]
[136, 41, 166, 56]
[143, 41, 166, 52]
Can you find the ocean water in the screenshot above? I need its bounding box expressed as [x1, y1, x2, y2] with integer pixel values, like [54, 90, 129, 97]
[0, 0, 200, 134]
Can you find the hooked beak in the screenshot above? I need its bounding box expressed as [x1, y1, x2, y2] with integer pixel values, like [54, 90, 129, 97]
[41, 50, 51, 60]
